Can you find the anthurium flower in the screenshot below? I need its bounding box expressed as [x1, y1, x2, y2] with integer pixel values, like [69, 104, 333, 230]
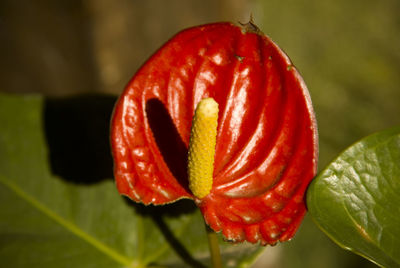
[111, 22, 318, 245]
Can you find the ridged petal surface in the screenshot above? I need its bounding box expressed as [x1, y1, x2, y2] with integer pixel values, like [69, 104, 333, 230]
[111, 22, 318, 244]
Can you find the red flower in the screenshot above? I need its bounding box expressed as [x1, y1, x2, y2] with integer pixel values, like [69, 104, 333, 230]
[111, 22, 318, 245]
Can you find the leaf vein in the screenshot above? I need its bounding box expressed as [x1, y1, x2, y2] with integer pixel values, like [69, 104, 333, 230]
[0, 175, 134, 267]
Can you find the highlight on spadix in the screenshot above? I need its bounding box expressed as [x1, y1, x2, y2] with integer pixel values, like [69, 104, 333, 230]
[188, 98, 219, 199]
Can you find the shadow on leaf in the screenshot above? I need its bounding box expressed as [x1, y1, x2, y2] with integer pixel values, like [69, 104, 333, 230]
[128, 198, 206, 268]
[44, 94, 116, 184]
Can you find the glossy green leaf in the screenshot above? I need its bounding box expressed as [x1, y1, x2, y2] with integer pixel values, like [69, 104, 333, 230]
[0, 93, 263, 268]
[307, 127, 400, 267]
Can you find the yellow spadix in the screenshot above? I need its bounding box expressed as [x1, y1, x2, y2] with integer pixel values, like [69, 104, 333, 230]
[188, 98, 219, 199]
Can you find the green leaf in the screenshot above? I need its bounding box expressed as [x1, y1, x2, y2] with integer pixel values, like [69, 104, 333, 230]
[307, 127, 400, 267]
[0, 93, 263, 268]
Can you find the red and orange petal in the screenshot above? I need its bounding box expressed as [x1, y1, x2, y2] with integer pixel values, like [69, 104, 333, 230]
[111, 22, 318, 244]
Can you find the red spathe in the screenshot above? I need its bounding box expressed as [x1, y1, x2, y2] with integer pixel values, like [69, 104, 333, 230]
[111, 22, 318, 245]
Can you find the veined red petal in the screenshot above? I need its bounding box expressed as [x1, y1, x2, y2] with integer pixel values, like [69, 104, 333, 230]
[111, 22, 318, 244]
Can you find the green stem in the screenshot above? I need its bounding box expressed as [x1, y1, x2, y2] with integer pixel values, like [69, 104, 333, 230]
[205, 223, 222, 268]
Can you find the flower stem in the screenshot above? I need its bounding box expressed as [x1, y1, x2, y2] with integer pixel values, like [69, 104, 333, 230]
[205, 222, 222, 268]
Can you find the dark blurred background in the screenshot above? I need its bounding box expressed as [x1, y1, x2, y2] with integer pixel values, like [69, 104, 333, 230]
[1, 0, 399, 267]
